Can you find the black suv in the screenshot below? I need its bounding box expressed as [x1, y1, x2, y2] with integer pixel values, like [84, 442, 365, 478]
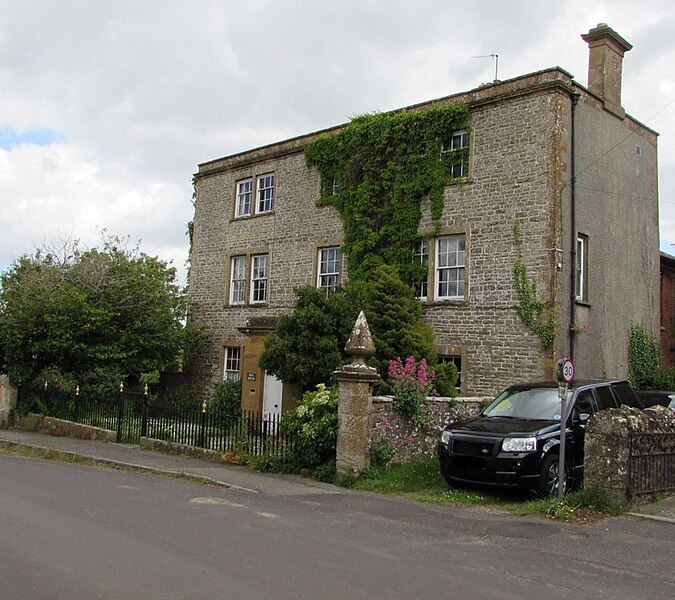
[437, 380, 642, 497]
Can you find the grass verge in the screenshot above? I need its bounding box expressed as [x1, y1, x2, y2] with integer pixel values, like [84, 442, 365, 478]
[343, 458, 624, 523]
[0, 443, 627, 522]
[0, 441, 91, 464]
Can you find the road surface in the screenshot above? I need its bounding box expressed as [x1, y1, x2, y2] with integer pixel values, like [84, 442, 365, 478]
[1, 454, 673, 599]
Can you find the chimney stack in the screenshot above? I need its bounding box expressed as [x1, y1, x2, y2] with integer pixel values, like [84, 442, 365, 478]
[581, 23, 632, 118]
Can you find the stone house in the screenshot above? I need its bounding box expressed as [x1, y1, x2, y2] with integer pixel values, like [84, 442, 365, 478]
[187, 24, 659, 414]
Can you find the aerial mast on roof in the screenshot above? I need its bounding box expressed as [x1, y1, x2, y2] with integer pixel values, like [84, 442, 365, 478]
[472, 53, 499, 82]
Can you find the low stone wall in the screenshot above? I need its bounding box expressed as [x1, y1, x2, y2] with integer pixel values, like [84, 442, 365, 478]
[370, 396, 485, 464]
[13, 413, 117, 442]
[585, 405, 675, 505]
[139, 437, 243, 464]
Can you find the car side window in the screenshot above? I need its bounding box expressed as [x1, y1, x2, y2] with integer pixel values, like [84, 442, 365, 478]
[611, 383, 642, 408]
[595, 386, 618, 410]
[574, 390, 597, 419]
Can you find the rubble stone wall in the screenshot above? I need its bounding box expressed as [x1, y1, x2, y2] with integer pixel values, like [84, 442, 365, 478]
[0, 375, 17, 428]
[369, 396, 485, 464]
[585, 406, 675, 505]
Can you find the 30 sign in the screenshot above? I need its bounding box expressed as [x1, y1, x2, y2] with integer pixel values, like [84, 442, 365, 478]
[556, 358, 575, 384]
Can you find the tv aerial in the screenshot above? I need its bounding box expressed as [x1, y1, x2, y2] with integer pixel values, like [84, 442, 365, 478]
[472, 53, 499, 82]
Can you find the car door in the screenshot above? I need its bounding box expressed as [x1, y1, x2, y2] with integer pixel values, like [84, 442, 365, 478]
[568, 388, 598, 477]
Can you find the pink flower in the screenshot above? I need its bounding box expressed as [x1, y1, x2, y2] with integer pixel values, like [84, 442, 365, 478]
[388, 355, 437, 399]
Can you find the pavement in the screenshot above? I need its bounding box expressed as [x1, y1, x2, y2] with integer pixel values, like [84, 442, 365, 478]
[0, 428, 340, 497]
[1, 427, 674, 523]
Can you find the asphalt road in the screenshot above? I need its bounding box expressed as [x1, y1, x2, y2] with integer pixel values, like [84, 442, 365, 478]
[1, 454, 673, 600]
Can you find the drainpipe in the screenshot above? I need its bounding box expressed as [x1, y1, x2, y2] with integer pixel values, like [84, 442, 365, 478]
[569, 92, 580, 361]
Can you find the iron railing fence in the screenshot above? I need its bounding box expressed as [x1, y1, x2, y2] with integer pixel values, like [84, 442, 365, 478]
[628, 432, 675, 497]
[16, 387, 293, 459]
[144, 402, 287, 456]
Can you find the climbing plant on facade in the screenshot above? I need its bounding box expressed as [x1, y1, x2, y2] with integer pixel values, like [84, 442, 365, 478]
[305, 105, 469, 283]
[627, 322, 665, 389]
[512, 222, 556, 348]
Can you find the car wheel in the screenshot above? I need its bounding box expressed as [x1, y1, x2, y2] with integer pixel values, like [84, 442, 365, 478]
[538, 454, 569, 498]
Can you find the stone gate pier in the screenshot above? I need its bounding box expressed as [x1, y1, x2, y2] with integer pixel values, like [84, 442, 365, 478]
[335, 312, 379, 477]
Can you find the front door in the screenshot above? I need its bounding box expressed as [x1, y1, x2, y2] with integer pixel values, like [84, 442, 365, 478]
[262, 372, 283, 420]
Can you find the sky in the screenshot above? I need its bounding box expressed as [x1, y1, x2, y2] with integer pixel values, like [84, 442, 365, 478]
[1, 0, 674, 286]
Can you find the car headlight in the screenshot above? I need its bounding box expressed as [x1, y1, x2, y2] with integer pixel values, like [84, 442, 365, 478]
[440, 430, 452, 445]
[502, 437, 537, 452]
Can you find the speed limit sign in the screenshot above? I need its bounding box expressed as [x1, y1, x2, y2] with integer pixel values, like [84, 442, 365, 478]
[556, 358, 575, 384]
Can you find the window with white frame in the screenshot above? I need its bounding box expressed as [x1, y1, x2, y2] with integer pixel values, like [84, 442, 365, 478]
[317, 247, 340, 292]
[229, 255, 246, 305]
[250, 254, 269, 304]
[224, 347, 241, 381]
[235, 178, 253, 218]
[576, 234, 588, 302]
[412, 239, 429, 300]
[442, 130, 469, 178]
[257, 174, 275, 213]
[435, 234, 466, 300]
[234, 174, 275, 218]
[321, 176, 341, 196]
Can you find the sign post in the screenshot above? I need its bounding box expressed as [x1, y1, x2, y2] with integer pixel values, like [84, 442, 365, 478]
[555, 358, 575, 501]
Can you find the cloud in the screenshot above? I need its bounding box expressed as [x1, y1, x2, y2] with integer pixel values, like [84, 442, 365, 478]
[0, 0, 674, 278]
[0, 142, 191, 280]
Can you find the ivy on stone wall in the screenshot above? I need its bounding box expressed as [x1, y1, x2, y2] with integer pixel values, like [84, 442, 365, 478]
[305, 105, 469, 283]
[627, 322, 664, 389]
[512, 222, 556, 347]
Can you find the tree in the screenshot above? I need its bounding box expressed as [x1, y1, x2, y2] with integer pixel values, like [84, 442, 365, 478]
[259, 265, 437, 391]
[363, 264, 435, 379]
[0, 236, 188, 392]
[259, 285, 363, 391]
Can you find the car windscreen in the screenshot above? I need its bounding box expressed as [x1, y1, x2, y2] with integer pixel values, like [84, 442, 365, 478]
[483, 387, 566, 421]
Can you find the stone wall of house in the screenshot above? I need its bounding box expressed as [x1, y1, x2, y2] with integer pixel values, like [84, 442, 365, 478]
[584, 405, 675, 505]
[188, 144, 345, 401]
[369, 397, 484, 464]
[420, 91, 568, 393]
[188, 72, 582, 403]
[570, 94, 660, 381]
[188, 59, 658, 403]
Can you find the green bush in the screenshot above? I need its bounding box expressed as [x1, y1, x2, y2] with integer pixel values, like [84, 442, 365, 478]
[431, 361, 458, 397]
[162, 384, 196, 407]
[628, 323, 666, 390]
[259, 286, 363, 391]
[247, 448, 300, 474]
[209, 379, 242, 416]
[311, 459, 337, 483]
[365, 265, 436, 382]
[370, 436, 397, 468]
[280, 383, 338, 469]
